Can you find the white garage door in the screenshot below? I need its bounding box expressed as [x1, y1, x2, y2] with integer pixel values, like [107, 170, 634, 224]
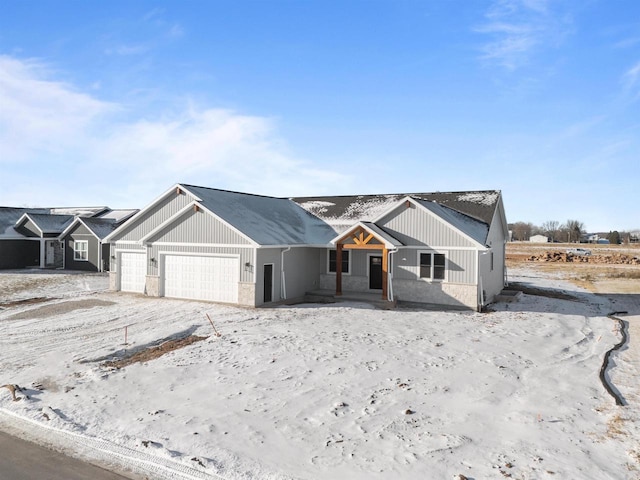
[119, 252, 146, 293]
[163, 255, 239, 303]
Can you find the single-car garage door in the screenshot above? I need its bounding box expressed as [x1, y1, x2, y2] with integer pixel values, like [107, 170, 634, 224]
[119, 252, 146, 293]
[163, 255, 239, 303]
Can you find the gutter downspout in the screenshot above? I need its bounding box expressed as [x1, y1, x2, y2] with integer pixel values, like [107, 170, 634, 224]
[388, 248, 398, 302]
[281, 246, 291, 300]
[476, 250, 481, 312]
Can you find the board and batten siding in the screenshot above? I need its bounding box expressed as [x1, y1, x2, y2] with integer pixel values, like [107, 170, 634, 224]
[144, 208, 250, 246]
[378, 203, 477, 248]
[18, 219, 41, 238]
[64, 223, 101, 271]
[109, 243, 145, 271]
[281, 247, 323, 300]
[479, 206, 507, 303]
[113, 191, 194, 243]
[392, 248, 476, 285]
[255, 247, 324, 305]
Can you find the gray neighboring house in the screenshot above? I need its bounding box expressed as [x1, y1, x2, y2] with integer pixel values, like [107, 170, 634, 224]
[105, 184, 508, 310]
[0, 207, 137, 271]
[59, 210, 138, 272]
[0, 207, 49, 269]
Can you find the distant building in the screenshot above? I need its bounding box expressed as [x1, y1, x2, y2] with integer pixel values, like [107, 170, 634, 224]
[529, 234, 549, 243]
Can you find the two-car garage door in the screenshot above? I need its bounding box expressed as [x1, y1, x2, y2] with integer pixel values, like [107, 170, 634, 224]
[163, 255, 239, 303]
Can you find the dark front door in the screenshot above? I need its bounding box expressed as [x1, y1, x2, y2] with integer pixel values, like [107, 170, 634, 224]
[369, 256, 382, 290]
[263, 264, 273, 303]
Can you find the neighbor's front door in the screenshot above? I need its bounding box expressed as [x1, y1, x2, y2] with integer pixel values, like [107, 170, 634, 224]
[369, 256, 382, 290]
[45, 240, 56, 266]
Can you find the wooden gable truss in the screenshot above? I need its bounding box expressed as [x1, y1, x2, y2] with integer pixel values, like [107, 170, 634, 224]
[334, 224, 397, 300]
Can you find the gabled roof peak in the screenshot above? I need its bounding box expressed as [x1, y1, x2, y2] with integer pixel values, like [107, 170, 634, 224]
[178, 183, 282, 201]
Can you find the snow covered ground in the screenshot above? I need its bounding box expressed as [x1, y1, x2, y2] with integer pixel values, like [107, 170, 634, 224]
[0, 268, 639, 479]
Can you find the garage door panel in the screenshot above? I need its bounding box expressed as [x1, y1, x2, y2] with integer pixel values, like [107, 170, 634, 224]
[163, 255, 239, 303]
[120, 252, 146, 293]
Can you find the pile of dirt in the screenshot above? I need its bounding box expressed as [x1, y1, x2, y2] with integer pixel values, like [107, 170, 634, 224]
[104, 335, 208, 369]
[526, 251, 640, 265]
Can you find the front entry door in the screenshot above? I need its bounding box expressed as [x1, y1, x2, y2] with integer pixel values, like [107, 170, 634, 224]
[45, 240, 56, 266]
[263, 264, 273, 303]
[369, 256, 382, 290]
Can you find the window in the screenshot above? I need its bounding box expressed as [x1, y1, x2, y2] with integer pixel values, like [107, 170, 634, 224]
[74, 240, 88, 261]
[329, 250, 349, 274]
[419, 252, 445, 280]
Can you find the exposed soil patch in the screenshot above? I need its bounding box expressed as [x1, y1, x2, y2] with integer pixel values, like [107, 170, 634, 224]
[508, 282, 581, 301]
[0, 297, 52, 308]
[6, 299, 116, 320]
[104, 335, 208, 369]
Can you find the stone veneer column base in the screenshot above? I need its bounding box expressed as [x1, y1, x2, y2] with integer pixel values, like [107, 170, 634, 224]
[145, 275, 160, 297]
[238, 282, 256, 306]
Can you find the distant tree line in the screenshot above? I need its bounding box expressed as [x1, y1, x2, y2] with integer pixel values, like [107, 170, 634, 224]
[508, 220, 639, 244]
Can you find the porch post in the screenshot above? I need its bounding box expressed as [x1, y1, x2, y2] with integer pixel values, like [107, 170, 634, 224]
[382, 247, 388, 300]
[39, 240, 45, 269]
[336, 244, 343, 296]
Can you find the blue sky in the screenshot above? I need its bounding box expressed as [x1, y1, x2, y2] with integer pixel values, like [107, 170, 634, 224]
[1, 0, 638, 232]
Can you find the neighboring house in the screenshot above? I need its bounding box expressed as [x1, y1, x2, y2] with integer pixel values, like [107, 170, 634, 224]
[529, 234, 549, 243]
[14, 212, 76, 268]
[0, 207, 48, 269]
[59, 210, 138, 272]
[105, 184, 508, 311]
[0, 207, 137, 271]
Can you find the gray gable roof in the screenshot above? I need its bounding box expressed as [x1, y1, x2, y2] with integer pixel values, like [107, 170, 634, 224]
[80, 217, 120, 240]
[20, 213, 75, 234]
[0, 207, 49, 239]
[180, 184, 338, 245]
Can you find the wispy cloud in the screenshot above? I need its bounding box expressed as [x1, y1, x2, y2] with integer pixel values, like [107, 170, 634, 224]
[0, 56, 349, 207]
[623, 61, 640, 88]
[622, 60, 640, 101]
[104, 44, 150, 56]
[475, 0, 573, 70]
[0, 55, 113, 162]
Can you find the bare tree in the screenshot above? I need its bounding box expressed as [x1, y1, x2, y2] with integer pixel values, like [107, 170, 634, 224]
[509, 221, 535, 241]
[541, 220, 560, 242]
[563, 219, 585, 243]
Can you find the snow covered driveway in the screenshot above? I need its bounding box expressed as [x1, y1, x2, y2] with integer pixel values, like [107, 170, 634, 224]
[0, 270, 638, 479]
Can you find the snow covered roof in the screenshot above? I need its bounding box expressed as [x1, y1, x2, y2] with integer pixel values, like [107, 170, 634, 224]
[292, 190, 500, 231]
[49, 206, 109, 217]
[180, 184, 338, 246]
[96, 209, 138, 222]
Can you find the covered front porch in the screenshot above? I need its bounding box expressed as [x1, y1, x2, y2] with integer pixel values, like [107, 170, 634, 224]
[332, 222, 403, 301]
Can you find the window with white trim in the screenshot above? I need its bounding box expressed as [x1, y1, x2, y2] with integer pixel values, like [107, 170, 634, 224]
[328, 250, 350, 274]
[419, 252, 446, 280]
[74, 240, 88, 261]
